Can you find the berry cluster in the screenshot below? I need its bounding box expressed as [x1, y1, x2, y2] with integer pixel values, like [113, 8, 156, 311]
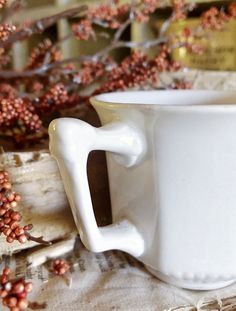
[0, 24, 16, 42]
[172, 0, 188, 20]
[0, 171, 34, 244]
[0, 0, 7, 9]
[229, 2, 236, 17]
[72, 0, 129, 40]
[97, 51, 148, 92]
[0, 84, 16, 100]
[0, 48, 10, 68]
[87, 2, 129, 29]
[72, 0, 161, 39]
[171, 80, 192, 89]
[35, 83, 69, 113]
[0, 267, 33, 311]
[201, 2, 236, 30]
[0, 97, 42, 134]
[72, 20, 94, 41]
[0, 0, 233, 145]
[52, 259, 70, 276]
[153, 45, 181, 72]
[26, 39, 61, 70]
[134, 0, 159, 22]
[0, 81, 74, 143]
[73, 60, 106, 86]
[98, 46, 182, 93]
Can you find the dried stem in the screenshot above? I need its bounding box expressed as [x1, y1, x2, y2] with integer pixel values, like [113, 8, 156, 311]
[0, 36, 168, 78]
[159, 15, 173, 37]
[0, 0, 232, 145]
[1, 0, 24, 23]
[0, 5, 87, 48]
[52, 33, 75, 49]
[0, 55, 89, 78]
[28, 302, 47, 310]
[25, 231, 52, 246]
[114, 18, 132, 42]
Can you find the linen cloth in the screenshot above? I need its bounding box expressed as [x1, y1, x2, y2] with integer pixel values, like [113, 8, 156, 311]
[2, 238, 236, 311]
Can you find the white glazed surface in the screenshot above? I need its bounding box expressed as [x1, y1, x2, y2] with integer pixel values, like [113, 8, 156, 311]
[49, 90, 236, 290]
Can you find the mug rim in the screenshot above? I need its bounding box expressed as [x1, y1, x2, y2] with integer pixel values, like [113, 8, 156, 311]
[91, 90, 236, 110]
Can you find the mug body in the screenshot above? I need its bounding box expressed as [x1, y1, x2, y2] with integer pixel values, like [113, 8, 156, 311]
[92, 90, 236, 290]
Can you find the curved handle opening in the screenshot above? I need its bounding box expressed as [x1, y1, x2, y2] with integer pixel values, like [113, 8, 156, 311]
[49, 118, 146, 258]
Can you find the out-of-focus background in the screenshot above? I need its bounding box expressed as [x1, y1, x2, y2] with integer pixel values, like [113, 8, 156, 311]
[13, 0, 235, 71]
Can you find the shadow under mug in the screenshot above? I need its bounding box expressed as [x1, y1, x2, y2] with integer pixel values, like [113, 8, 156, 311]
[49, 90, 236, 290]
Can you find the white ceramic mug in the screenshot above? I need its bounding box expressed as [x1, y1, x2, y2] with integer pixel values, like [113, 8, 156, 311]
[49, 90, 236, 290]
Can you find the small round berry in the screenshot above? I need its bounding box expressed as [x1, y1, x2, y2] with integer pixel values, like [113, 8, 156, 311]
[0, 289, 8, 297]
[18, 234, 27, 244]
[4, 281, 12, 291]
[14, 194, 21, 202]
[10, 201, 17, 208]
[24, 282, 33, 293]
[5, 296, 17, 307]
[23, 224, 33, 231]
[17, 291, 27, 299]
[2, 182, 11, 189]
[14, 227, 24, 236]
[10, 211, 21, 221]
[17, 298, 28, 309]
[3, 228, 12, 236]
[6, 236, 14, 243]
[3, 267, 10, 275]
[9, 220, 18, 229]
[12, 282, 24, 294]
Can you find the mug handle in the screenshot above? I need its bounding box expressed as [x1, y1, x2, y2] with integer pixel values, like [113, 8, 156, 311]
[49, 118, 146, 257]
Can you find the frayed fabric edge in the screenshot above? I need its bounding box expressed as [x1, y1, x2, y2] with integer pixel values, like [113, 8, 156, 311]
[165, 295, 236, 311]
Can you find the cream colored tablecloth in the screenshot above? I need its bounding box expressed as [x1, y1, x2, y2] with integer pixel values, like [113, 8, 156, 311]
[2, 238, 236, 311]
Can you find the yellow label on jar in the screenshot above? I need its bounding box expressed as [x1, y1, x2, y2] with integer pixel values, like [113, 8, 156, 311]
[153, 18, 236, 70]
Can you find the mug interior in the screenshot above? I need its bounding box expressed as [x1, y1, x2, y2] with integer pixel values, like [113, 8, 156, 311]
[93, 90, 236, 107]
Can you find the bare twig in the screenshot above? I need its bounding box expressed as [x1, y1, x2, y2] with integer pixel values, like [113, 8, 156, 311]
[114, 18, 132, 42]
[118, 37, 168, 49]
[52, 33, 75, 49]
[0, 36, 168, 78]
[27, 235, 76, 267]
[1, 0, 25, 23]
[25, 231, 52, 246]
[0, 5, 87, 48]
[28, 302, 47, 310]
[159, 15, 173, 37]
[0, 55, 90, 78]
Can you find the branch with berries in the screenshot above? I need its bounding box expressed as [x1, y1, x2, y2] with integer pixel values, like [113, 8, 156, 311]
[0, 267, 47, 311]
[0, 259, 71, 310]
[0, 170, 50, 246]
[0, 0, 234, 145]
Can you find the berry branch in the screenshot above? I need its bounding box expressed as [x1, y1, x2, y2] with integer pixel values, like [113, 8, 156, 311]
[0, 267, 47, 310]
[0, 5, 88, 48]
[0, 0, 234, 144]
[0, 170, 50, 245]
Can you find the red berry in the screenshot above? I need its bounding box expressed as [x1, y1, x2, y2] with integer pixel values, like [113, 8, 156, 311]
[6, 236, 14, 243]
[0, 289, 7, 297]
[12, 282, 24, 294]
[24, 282, 33, 293]
[14, 227, 24, 236]
[6, 296, 17, 307]
[18, 234, 27, 244]
[3, 267, 10, 275]
[17, 298, 28, 309]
